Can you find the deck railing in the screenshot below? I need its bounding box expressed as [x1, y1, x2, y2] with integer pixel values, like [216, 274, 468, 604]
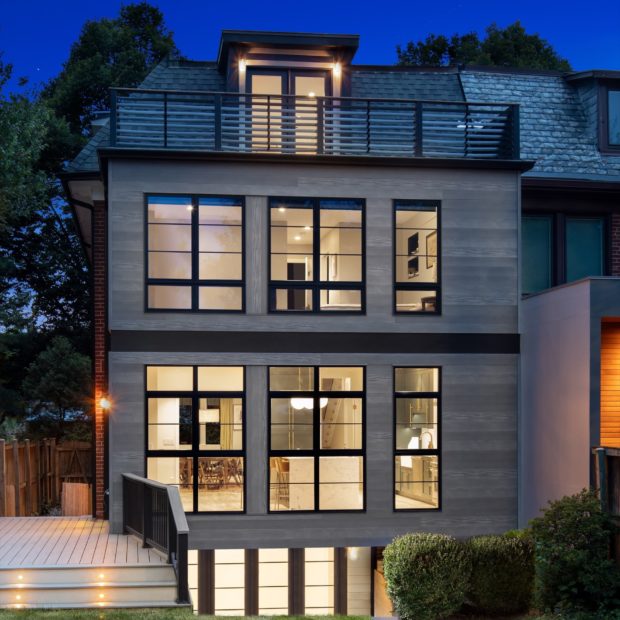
[122, 473, 190, 604]
[110, 87, 520, 160]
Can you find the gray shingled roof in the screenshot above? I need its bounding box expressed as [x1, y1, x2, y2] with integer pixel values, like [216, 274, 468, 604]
[461, 70, 620, 180]
[65, 122, 109, 173]
[351, 69, 463, 101]
[139, 59, 225, 91]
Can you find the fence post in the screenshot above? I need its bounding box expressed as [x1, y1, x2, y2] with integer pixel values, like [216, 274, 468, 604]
[36, 441, 42, 513]
[176, 531, 190, 604]
[596, 447, 609, 512]
[50, 438, 60, 504]
[0, 439, 5, 516]
[24, 439, 31, 515]
[12, 439, 20, 516]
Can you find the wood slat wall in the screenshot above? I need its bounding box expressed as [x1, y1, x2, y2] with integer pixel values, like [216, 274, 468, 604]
[601, 323, 620, 447]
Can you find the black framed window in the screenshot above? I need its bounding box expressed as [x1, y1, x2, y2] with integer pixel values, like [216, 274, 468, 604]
[146, 195, 244, 311]
[522, 213, 607, 295]
[394, 367, 440, 510]
[145, 365, 245, 513]
[600, 84, 620, 153]
[394, 201, 440, 313]
[269, 198, 364, 313]
[268, 366, 365, 511]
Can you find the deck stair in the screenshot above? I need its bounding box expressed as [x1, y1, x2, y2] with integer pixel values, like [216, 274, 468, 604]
[0, 517, 190, 610]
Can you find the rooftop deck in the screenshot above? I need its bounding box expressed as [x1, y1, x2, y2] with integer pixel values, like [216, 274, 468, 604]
[110, 87, 520, 160]
[0, 517, 165, 568]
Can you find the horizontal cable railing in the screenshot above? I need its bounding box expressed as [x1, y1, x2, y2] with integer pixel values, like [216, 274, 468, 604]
[110, 88, 520, 160]
[122, 473, 190, 605]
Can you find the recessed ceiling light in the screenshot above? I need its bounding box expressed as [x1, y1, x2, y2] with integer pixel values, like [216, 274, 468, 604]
[294, 235, 301, 241]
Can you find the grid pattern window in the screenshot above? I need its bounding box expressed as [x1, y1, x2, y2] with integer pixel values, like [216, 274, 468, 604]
[269, 366, 364, 511]
[394, 201, 440, 313]
[394, 367, 440, 510]
[269, 198, 364, 313]
[606, 88, 620, 148]
[305, 547, 334, 614]
[147, 195, 244, 311]
[146, 366, 245, 513]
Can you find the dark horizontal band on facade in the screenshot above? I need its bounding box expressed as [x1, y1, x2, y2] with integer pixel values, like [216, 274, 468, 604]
[110, 330, 520, 354]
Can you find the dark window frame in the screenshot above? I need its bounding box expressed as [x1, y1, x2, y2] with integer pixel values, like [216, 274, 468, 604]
[599, 81, 620, 154]
[268, 197, 366, 314]
[393, 366, 442, 512]
[144, 364, 246, 515]
[522, 211, 609, 295]
[145, 193, 246, 313]
[267, 365, 366, 513]
[393, 200, 441, 315]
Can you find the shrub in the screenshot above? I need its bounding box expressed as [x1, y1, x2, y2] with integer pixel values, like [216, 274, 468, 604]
[466, 532, 534, 615]
[382, 532, 471, 620]
[530, 488, 620, 615]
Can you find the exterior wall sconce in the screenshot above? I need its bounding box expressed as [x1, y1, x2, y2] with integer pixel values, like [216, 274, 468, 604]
[99, 397, 111, 411]
[239, 58, 247, 72]
[333, 62, 342, 78]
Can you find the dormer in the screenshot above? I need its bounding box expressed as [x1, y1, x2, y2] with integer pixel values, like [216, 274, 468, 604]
[567, 70, 620, 155]
[216, 30, 359, 98]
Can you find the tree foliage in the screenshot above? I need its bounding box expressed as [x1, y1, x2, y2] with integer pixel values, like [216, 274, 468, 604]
[43, 1, 176, 137]
[397, 21, 571, 71]
[0, 3, 177, 439]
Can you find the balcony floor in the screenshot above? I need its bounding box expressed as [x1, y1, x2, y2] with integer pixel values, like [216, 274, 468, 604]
[0, 517, 166, 568]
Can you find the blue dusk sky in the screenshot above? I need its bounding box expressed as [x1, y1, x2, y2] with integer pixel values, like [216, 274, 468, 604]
[1, 0, 619, 92]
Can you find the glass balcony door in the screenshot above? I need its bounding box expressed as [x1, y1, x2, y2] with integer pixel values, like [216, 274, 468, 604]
[247, 69, 329, 153]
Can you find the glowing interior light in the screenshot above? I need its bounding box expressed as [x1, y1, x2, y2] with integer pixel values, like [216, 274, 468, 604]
[98, 574, 105, 580]
[278, 207, 286, 213]
[294, 235, 301, 241]
[99, 397, 111, 410]
[99, 593, 105, 599]
[308, 91, 316, 97]
[186, 205, 194, 212]
[333, 62, 342, 77]
[348, 546, 359, 560]
[17, 575, 23, 581]
[290, 397, 313, 410]
[304, 226, 311, 231]
[15, 595, 21, 601]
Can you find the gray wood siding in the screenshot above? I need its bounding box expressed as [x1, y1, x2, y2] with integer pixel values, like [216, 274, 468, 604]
[109, 352, 518, 547]
[107, 160, 520, 334]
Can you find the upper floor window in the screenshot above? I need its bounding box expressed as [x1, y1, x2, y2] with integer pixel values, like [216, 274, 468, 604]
[145, 365, 245, 513]
[268, 366, 365, 511]
[394, 201, 440, 314]
[600, 85, 620, 153]
[522, 214, 606, 295]
[269, 198, 364, 313]
[146, 195, 244, 312]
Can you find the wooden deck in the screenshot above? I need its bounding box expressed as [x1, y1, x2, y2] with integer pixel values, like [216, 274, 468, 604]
[0, 518, 166, 567]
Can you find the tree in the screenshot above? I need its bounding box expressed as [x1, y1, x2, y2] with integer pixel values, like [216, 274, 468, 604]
[397, 21, 571, 71]
[43, 1, 176, 138]
[22, 336, 91, 439]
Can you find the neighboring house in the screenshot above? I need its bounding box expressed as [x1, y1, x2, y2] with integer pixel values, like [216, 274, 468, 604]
[61, 30, 620, 615]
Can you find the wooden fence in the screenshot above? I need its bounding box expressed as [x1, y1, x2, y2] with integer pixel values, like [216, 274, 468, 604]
[0, 439, 92, 517]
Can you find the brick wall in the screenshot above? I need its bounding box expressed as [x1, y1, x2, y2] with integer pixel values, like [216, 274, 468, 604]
[612, 213, 620, 277]
[93, 200, 107, 519]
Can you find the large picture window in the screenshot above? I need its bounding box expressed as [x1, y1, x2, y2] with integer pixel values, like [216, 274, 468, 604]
[394, 367, 440, 510]
[146, 365, 245, 513]
[269, 198, 364, 312]
[394, 201, 440, 313]
[600, 84, 620, 152]
[146, 195, 244, 311]
[268, 366, 365, 511]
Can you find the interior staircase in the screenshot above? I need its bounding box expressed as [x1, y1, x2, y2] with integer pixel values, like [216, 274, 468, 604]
[0, 562, 188, 609]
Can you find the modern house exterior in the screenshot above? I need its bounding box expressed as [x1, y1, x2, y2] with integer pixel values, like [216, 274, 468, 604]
[61, 30, 620, 614]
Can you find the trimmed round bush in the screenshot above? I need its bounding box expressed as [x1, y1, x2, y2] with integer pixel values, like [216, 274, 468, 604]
[530, 489, 620, 615]
[466, 532, 534, 615]
[382, 533, 471, 620]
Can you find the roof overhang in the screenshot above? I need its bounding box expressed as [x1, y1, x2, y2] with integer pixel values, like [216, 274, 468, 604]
[566, 69, 620, 83]
[60, 171, 105, 264]
[217, 30, 359, 71]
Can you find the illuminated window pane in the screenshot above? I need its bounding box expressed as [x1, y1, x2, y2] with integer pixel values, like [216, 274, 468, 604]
[319, 289, 361, 311]
[214, 549, 245, 615]
[395, 289, 437, 313]
[148, 196, 192, 224]
[199, 253, 242, 280]
[148, 285, 192, 309]
[270, 398, 313, 450]
[395, 455, 439, 509]
[609, 90, 620, 146]
[147, 366, 193, 391]
[197, 367, 244, 392]
[198, 398, 243, 450]
[197, 457, 244, 512]
[319, 367, 364, 391]
[320, 398, 362, 450]
[198, 286, 242, 310]
[319, 456, 363, 510]
[147, 397, 192, 451]
[395, 398, 438, 450]
[259, 549, 288, 614]
[274, 288, 313, 311]
[269, 367, 314, 391]
[147, 457, 193, 512]
[305, 547, 334, 614]
[394, 367, 439, 392]
[269, 456, 314, 511]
